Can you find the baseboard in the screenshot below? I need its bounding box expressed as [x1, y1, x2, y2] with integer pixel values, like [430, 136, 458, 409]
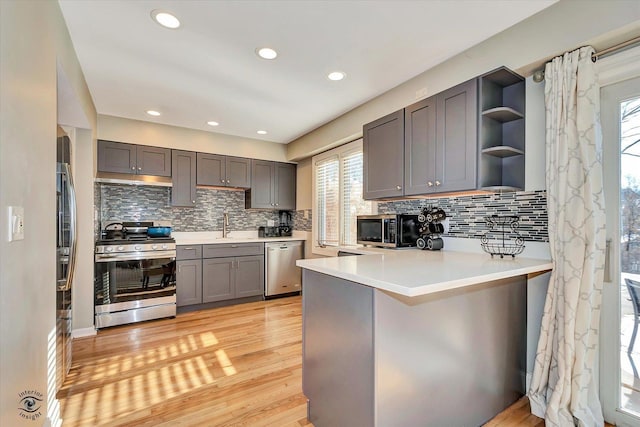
[72, 326, 97, 338]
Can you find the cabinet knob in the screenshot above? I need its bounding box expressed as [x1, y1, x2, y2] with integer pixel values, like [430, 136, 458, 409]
[428, 182, 434, 187]
[131, 167, 136, 171]
[396, 185, 402, 191]
[138, 167, 142, 171]
[226, 180, 230, 183]
[221, 179, 225, 183]
[275, 203, 279, 206]
[192, 200, 195, 203]
[435, 180, 441, 186]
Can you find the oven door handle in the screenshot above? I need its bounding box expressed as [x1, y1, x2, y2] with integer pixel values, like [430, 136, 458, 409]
[95, 251, 176, 263]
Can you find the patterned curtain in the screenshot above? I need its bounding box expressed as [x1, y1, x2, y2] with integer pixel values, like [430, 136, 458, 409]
[528, 46, 606, 426]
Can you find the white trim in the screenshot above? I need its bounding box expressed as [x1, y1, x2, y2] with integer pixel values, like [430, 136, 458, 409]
[72, 326, 97, 338]
[597, 45, 640, 87]
[312, 138, 375, 256]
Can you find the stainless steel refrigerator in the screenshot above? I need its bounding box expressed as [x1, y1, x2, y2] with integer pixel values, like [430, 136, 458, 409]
[56, 134, 76, 392]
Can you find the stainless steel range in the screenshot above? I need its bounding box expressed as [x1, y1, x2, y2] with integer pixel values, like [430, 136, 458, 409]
[94, 221, 176, 328]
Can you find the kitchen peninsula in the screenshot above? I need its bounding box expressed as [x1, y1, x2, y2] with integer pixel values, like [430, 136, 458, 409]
[297, 250, 552, 426]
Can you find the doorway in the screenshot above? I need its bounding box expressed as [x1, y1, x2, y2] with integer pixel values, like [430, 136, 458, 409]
[601, 75, 640, 426]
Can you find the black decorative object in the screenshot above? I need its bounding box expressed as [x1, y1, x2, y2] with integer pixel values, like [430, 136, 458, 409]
[416, 206, 446, 250]
[480, 215, 524, 258]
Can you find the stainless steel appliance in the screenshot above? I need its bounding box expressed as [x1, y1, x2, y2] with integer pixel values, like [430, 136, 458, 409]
[356, 214, 420, 248]
[56, 134, 76, 392]
[265, 240, 303, 297]
[94, 221, 177, 328]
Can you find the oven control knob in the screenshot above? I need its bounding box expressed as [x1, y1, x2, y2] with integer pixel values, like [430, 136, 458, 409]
[151, 244, 158, 250]
[106, 247, 114, 253]
[117, 246, 124, 251]
[134, 245, 141, 251]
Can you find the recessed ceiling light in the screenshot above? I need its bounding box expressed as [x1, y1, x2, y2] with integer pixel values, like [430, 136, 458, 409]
[146, 110, 161, 116]
[327, 71, 346, 81]
[257, 130, 268, 135]
[151, 10, 180, 29]
[207, 121, 219, 127]
[256, 47, 278, 60]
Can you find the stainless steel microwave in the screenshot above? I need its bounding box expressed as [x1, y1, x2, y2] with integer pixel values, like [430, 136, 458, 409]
[356, 214, 420, 248]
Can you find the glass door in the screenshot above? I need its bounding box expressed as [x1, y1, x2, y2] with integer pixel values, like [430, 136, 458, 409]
[601, 76, 640, 426]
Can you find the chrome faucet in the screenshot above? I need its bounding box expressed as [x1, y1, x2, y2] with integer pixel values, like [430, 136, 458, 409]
[223, 212, 229, 238]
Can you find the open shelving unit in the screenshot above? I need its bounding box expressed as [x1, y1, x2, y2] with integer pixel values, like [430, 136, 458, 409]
[478, 67, 525, 191]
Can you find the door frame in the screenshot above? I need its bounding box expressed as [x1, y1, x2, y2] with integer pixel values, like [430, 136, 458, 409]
[599, 45, 640, 426]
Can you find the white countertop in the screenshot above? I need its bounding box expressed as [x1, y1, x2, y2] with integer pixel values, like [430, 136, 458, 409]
[172, 230, 306, 245]
[296, 248, 552, 298]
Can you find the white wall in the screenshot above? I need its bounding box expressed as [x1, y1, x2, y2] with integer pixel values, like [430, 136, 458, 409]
[287, 1, 640, 162]
[0, 2, 96, 426]
[98, 115, 289, 162]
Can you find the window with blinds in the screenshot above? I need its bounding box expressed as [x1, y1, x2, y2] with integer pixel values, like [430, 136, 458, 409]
[313, 139, 373, 251]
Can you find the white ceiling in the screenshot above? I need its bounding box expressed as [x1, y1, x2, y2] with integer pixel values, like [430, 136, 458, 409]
[59, 0, 557, 144]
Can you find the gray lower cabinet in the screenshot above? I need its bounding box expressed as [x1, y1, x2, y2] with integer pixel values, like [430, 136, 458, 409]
[98, 140, 171, 176]
[177, 243, 264, 307]
[176, 259, 202, 306]
[197, 153, 251, 188]
[202, 257, 234, 302]
[246, 160, 296, 210]
[171, 150, 197, 207]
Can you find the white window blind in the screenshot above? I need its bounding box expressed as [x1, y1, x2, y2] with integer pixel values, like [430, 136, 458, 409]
[315, 156, 339, 246]
[342, 150, 371, 245]
[313, 139, 374, 252]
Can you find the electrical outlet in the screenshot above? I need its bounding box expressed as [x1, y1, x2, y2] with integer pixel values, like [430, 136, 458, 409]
[8, 206, 24, 241]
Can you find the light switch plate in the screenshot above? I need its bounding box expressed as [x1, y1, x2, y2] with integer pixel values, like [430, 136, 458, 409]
[8, 206, 25, 241]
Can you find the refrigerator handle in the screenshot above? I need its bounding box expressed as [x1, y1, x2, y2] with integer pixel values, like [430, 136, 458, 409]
[61, 163, 77, 292]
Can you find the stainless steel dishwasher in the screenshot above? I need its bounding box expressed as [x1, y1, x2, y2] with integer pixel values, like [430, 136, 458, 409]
[265, 240, 303, 297]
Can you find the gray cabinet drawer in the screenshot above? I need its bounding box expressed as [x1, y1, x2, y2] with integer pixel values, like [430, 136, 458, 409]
[203, 242, 264, 258]
[177, 245, 202, 260]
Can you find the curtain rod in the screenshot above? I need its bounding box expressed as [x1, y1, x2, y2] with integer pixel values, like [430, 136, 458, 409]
[591, 35, 640, 62]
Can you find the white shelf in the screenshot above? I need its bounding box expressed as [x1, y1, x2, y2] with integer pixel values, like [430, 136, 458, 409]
[481, 146, 524, 158]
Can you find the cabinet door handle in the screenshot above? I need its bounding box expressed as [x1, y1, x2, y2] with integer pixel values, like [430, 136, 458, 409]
[428, 182, 434, 187]
[396, 185, 402, 190]
[435, 180, 441, 186]
[184, 247, 194, 250]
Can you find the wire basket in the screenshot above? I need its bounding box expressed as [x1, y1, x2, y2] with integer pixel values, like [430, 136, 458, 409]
[480, 215, 525, 258]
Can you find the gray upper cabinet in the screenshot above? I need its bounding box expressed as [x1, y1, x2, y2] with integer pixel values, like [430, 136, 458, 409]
[274, 162, 296, 210]
[197, 153, 251, 188]
[98, 140, 170, 176]
[246, 160, 296, 210]
[478, 67, 525, 191]
[363, 109, 405, 199]
[434, 79, 478, 193]
[171, 150, 197, 207]
[136, 145, 172, 176]
[404, 97, 437, 196]
[365, 78, 479, 199]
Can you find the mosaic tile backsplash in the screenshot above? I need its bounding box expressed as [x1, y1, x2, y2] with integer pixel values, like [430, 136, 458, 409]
[96, 183, 283, 233]
[378, 190, 548, 242]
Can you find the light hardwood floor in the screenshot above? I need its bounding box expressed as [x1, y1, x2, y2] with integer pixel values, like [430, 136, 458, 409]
[59, 296, 609, 426]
